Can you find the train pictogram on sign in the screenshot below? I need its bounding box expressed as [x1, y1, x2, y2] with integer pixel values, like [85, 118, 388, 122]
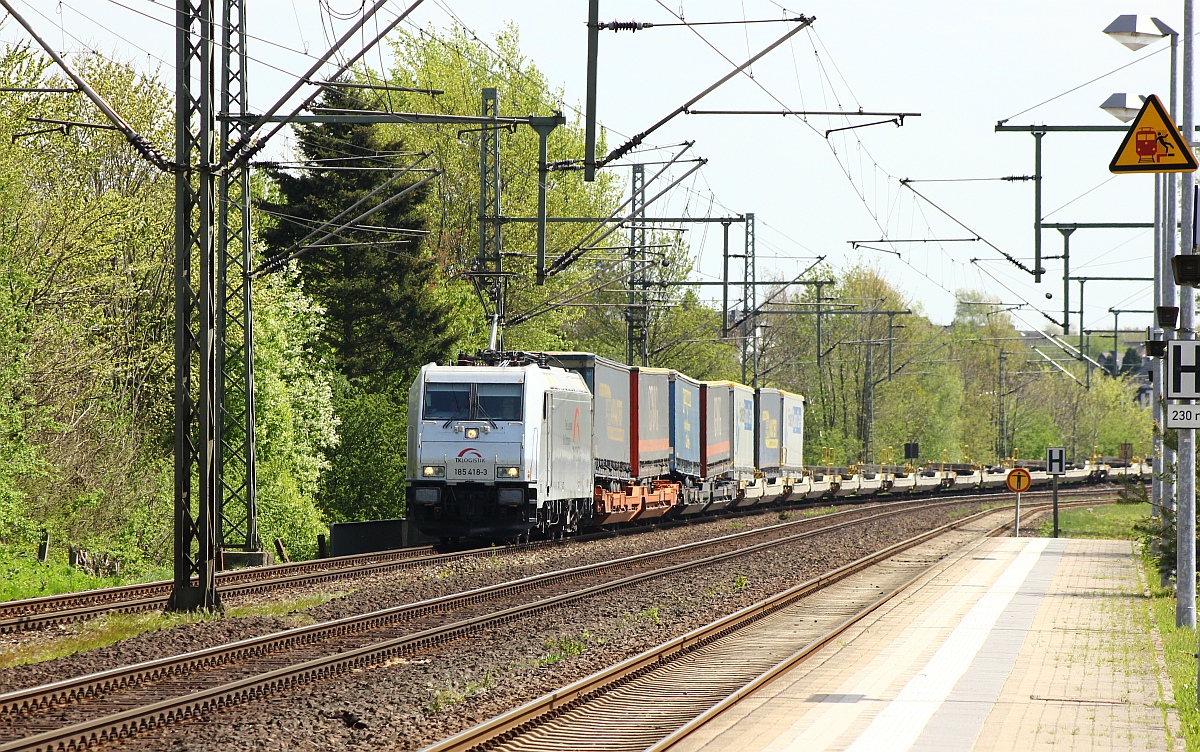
[1006, 467, 1032, 493]
[1110, 94, 1198, 174]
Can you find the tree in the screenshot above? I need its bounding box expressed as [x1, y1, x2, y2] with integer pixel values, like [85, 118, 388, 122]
[259, 85, 455, 522]
[381, 24, 626, 354]
[259, 84, 455, 386]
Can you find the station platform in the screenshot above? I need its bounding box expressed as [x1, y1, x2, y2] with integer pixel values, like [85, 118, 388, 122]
[675, 536, 1183, 752]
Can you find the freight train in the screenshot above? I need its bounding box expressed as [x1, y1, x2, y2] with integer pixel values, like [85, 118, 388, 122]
[405, 351, 1147, 543]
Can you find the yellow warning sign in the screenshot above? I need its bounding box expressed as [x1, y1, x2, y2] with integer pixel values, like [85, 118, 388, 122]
[1110, 94, 1198, 174]
[1006, 467, 1031, 493]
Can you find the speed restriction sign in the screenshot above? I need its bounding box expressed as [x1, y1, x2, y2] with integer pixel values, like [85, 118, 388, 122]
[1006, 467, 1032, 493]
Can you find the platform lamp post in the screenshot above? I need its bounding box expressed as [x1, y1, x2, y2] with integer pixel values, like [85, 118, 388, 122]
[1103, 13, 1186, 621]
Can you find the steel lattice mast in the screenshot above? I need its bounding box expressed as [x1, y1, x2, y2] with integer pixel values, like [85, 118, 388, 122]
[168, 0, 221, 611]
[627, 164, 647, 366]
[216, 0, 262, 556]
[742, 212, 756, 386]
[479, 87, 504, 347]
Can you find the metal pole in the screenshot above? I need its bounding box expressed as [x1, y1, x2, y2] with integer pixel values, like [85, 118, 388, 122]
[480, 88, 503, 350]
[864, 342, 874, 462]
[721, 221, 730, 337]
[887, 312, 896, 380]
[583, 0, 599, 182]
[534, 122, 552, 285]
[1015, 491, 1021, 537]
[627, 164, 647, 366]
[216, 0, 260, 557]
[816, 282, 824, 370]
[1034, 130, 1044, 283]
[1113, 310, 1120, 376]
[1167, 31, 1181, 533]
[1059, 227, 1074, 335]
[1155, 173, 1164, 530]
[1052, 475, 1059, 538]
[1180, 0, 1197, 632]
[745, 212, 756, 387]
[998, 349, 1006, 460]
[1078, 279, 1086, 357]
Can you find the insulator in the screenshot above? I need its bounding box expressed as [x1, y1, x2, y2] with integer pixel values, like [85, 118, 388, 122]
[601, 20, 653, 32]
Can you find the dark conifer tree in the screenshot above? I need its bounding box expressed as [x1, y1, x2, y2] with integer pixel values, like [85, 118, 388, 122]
[259, 85, 457, 521]
[259, 85, 453, 386]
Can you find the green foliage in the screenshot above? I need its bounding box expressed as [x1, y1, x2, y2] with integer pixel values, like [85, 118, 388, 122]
[1033, 502, 1149, 540]
[536, 631, 592, 666]
[1137, 506, 1180, 579]
[258, 83, 456, 526]
[0, 609, 216, 669]
[635, 606, 662, 624]
[0, 554, 127, 603]
[381, 25, 630, 355]
[259, 85, 454, 385]
[252, 264, 340, 556]
[758, 269, 1150, 468]
[0, 49, 175, 571]
[427, 671, 497, 713]
[1138, 554, 1200, 748]
[317, 380, 409, 522]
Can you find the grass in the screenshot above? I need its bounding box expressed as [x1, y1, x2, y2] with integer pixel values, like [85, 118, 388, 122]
[0, 592, 341, 669]
[0, 610, 218, 669]
[536, 631, 593, 667]
[635, 606, 661, 624]
[1139, 553, 1199, 749]
[802, 505, 838, 518]
[227, 593, 340, 620]
[427, 671, 496, 712]
[1034, 502, 1149, 540]
[0, 556, 171, 604]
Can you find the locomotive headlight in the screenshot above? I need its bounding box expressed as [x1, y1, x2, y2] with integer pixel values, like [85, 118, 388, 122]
[497, 465, 520, 478]
[465, 427, 479, 439]
[422, 465, 446, 478]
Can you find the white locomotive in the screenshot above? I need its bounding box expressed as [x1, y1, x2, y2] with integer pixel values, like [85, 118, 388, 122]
[406, 354, 594, 541]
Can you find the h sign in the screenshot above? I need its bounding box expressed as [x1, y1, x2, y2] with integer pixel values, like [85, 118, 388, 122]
[1168, 341, 1200, 399]
[1046, 447, 1066, 476]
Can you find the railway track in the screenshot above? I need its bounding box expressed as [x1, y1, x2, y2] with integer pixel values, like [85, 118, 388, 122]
[420, 499, 1099, 752]
[0, 543, 516, 633]
[0, 485, 1114, 636]
[0, 492, 1086, 752]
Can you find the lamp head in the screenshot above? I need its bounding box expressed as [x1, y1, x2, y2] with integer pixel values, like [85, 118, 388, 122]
[1099, 92, 1145, 123]
[1103, 15, 1174, 50]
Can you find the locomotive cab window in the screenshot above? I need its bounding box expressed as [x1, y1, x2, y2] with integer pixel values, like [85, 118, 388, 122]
[477, 383, 523, 422]
[424, 383, 471, 420]
[423, 382, 522, 422]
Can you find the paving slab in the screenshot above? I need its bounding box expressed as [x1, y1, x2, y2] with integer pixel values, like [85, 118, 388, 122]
[673, 536, 1182, 752]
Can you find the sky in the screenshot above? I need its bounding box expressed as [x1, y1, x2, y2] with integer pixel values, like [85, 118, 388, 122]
[1, 0, 1186, 333]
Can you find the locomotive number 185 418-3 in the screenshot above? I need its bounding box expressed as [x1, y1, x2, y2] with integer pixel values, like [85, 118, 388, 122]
[451, 466, 491, 478]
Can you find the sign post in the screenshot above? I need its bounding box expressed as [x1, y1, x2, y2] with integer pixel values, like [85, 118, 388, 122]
[1047, 447, 1066, 538]
[1006, 467, 1032, 537]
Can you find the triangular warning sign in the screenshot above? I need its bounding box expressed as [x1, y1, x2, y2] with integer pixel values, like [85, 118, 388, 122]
[1110, 94, 1198, 173]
